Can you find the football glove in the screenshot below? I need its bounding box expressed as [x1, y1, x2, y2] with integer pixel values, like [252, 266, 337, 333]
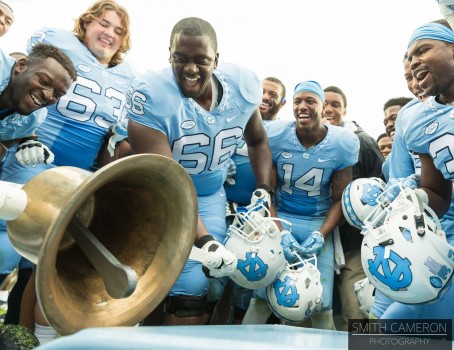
[438, 1, 454, 30]
[281, 230, 307, 263]
[15, 136, 54, 166]
[383, 174, 419, 204]
[299, 231, 325, 256]
[106, 122, 128, 157]
[225, 158, 237, 185]
[195, 235, 237, 278]
[250, 187, 272, 212]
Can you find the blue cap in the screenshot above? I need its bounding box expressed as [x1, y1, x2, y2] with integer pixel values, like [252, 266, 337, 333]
[408, 22, 454, 49]
[293, 80, 325, 103]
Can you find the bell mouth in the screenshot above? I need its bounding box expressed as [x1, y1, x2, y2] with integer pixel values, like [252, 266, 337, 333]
[11, 154, 197, 335]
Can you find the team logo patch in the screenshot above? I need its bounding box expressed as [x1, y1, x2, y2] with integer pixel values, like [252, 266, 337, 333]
[282, 152, 292, 159]
[368, 245, 412, 291]
[181, 120, 196, 129]
[430, 276, 443, 289]
[77, 64, 91, 73]
[272, 276, 300, 307]
[206, 116, 216, 124]
[449, 110, 454, 119]
[425, 121, 439, 135]
[237, 252, 269, 282]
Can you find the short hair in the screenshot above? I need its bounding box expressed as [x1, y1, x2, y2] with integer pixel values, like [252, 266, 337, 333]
[28, 43, 77, 82]
[170, 17, 218, 52]
[383, 97, 412, 111]
[324, 85, 347, 108]
[376, 132, 390, 143]
[263, 77, 286, 100]
[431, 18, 451, 28]
[73, 0, 131, 67]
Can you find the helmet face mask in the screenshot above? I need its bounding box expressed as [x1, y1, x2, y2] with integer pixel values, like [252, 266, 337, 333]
[342, 177, 386, 230]
[361, 187, 454, 304]
[265, 255, 323, 323]
[225, 206, 285, 289]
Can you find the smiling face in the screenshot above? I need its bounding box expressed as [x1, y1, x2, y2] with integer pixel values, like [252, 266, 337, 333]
[408, 39, 454, 102]
[83, 10, 124, 65]
[293, 91, 325, 132]
[383, 105, 401, 139]
[260, 80, 285, 120]
[322, 91, 346, 126]
[170, 33, 218, 103]
[377, 135, 392, 158]
[403, 57, 427, 101]
[10, 57, 73, 115]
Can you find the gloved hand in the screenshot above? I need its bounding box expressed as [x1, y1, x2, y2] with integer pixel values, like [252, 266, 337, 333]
[226, 200, 238, 219]
[15, 136, 54, 166]
[195, 235, 237, 278]
[250, 186, 272, 211]
[438, 1, 454, 30]
[281, 230, 307, 263]
[106, 122, 128, 157]
[299, 231, 325, 256]
[225, 158, 237, 185]
[383, 175, 419, 204]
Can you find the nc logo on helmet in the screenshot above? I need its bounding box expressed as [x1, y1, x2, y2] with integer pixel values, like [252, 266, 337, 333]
[368, 246, 413, 291]
[237, 252, 269, 282]
[272, 276, 300, 307]
[361, 183, 381, 206]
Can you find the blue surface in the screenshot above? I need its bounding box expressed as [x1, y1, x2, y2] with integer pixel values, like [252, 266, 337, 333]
[36, 325, 348, 350]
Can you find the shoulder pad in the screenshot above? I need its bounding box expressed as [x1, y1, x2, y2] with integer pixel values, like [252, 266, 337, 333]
[266, 119, 292, 139]
[217, 63, 261, 106]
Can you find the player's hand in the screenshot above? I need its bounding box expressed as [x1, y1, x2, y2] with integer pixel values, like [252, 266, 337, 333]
[281, 230, 307, 263]
[438, 1, 454, 29]
[195, 235, 237, 278]
[250, 187, 272, 211]
[299, 231, 324, 256]
[225, 158, 237, 185]
[106, 122, 128, 157]
[15, 136, 54, 166]
[226, 201, 238, 219]
[383, 175, 419, 204]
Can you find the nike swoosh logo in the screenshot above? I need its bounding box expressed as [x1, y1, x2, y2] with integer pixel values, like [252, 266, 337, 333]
[318, 158, 330, 163]
[226, 115, 239, 122]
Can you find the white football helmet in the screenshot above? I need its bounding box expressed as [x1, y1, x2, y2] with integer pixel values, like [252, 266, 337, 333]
[265, 255, 323, 323]
[354, 277, 376, 318]
[361, 187, 454, 304]
[224, 202, 285, 289]
[342, 177, 386, 229]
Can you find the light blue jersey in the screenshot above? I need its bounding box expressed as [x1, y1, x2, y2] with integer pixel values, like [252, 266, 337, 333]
[389, 98, 421, 179]
[127, 63, 261, 297]
[27, 28, 136, 169]
[127, 63, 261, 196]
[0, 48, 46, 141]
[225, 120, 273, 205]
[268, 121, 359, 217]
[372, 96, 454, 320]
[0, 28, 135, 275]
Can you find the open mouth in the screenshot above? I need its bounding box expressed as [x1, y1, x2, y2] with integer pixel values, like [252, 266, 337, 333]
[30, 93, 44, 106]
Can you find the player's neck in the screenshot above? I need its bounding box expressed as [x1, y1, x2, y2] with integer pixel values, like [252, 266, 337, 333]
[297, 124, 327, 149]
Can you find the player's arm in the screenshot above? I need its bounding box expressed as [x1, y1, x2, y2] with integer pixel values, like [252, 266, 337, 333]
[418, 153, 452, 216]
[128, 120, 211, 241]
[243, 108, 273, 188]
[319, 166, 353, 237]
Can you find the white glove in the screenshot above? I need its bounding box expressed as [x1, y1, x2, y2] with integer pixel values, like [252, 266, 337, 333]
[250, 186, 272, 212]
[15, 137, 54, 166]
[438, 1, 454, 29]
[195, 235, 237, 278]
[107, 122, 128, 157]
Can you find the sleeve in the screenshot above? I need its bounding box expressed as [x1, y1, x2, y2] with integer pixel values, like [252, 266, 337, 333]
[337, 129, 360, 170]
[389, 110, 417, 179]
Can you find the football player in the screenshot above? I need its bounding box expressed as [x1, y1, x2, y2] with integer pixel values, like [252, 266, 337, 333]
[0, 0, 135, 344]
[0, 1, 13, 38]
[126, 17, 289, 326]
